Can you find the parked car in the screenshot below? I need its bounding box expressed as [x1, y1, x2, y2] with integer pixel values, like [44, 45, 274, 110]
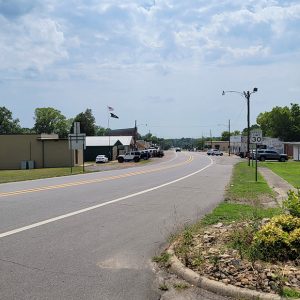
[255, 149, 288, 162]
[140, 150, 150, 160]
[95, 155, 108, 163]
[207, 149, 223, 156]
[118, 151, 141, 163]
[175, 147, 181, 152]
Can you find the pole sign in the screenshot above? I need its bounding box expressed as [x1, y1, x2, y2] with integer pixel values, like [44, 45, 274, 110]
[250, 129, 262, 144]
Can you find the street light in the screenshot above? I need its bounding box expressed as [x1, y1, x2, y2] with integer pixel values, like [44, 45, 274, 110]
[222, 88, 258, 166]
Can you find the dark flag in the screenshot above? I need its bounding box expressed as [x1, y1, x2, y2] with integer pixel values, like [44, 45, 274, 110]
[110, 113, 119, 119]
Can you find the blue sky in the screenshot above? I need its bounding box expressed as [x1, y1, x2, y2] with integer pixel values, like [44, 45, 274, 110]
[0, 0, 299, 138]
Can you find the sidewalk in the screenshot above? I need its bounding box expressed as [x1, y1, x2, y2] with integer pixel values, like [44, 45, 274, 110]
[258, 166, 297, 205]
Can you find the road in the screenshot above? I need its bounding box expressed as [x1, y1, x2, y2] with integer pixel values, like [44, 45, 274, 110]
[0, 151, 237, 300]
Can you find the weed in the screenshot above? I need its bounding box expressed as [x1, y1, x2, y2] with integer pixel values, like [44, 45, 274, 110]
[281, 287, 300, 298]
[158, 284, 168, 291]
[152, 252, 171, 267]
[173, 282, 189, 290]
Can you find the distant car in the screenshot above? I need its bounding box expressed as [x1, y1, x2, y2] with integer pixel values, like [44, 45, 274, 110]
[175, 148, 181, 152]
[255, 149, 288, 162]
[95, 155, 108, 163]
[207, 149, 223, 156]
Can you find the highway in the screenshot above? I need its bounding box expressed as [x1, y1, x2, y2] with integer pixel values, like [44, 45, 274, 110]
[0, 151, 236, 299]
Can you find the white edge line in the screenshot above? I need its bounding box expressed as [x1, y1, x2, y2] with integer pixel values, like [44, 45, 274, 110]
[0, 158, 213, 239]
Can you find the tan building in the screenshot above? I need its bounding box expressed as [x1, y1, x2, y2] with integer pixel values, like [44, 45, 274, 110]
[0, 134, 74, 170]
[205, 141, 229, 152]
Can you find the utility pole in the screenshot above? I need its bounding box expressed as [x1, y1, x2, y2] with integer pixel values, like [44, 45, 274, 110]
[222, 88, 258, 166]
[228, 119, 231, 156]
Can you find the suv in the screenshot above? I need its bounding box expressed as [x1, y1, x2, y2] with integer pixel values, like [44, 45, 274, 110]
[207, 149, 223, 156]
[255, 149, 288, 162]
[118, 151, 141, 163]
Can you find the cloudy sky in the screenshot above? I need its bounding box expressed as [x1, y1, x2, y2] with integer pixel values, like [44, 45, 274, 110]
[0, 0, 299, 138]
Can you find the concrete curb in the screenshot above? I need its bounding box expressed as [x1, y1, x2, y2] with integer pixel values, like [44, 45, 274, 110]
[167, 245, 287, 300]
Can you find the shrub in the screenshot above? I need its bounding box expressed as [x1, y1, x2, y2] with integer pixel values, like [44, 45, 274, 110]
[253, 222, 290, 260]
[253, 214, 300, 261]
[270, 214, 300, 232]
[283, 190, 300, 217]
[289, 228, 300, 254]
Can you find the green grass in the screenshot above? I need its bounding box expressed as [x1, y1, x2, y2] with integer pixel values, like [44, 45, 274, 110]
[281, 287, 300, 298]
[260, 161, 300, 188]
[226, 162, 275, 201]
[0, 167, 92, 184]
[200, 202, 282, 225]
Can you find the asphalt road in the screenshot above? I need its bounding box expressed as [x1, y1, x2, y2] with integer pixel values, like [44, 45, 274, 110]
[0, 151, 238, 300]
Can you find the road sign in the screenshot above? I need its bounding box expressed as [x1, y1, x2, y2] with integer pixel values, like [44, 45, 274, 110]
[250, 129, 262, 144]
[68, 133, 86, 150]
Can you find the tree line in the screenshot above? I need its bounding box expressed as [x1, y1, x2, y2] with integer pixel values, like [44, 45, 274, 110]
[1, 103, 299, 148]
[0, 107, 108, 137]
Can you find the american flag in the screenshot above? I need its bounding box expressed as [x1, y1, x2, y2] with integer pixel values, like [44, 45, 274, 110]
[107, 106, 114, 111]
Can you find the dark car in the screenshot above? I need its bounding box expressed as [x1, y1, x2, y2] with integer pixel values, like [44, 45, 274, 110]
[255, 149, 288, 162]
[140, 150, 150, 160]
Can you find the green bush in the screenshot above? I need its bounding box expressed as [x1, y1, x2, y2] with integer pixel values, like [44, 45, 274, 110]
[253, 214, 300, 261]
[283, 190, 300, 217]
[289, 228, 300, 253]
[271, 214, 300, 232]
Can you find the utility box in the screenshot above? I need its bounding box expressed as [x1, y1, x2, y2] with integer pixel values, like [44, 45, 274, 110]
[28, 160, 35, 169]
[21, 161, 28, 170]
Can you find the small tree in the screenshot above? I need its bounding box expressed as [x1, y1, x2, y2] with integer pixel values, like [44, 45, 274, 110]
[0, 106, 22, 134]
[72, 109, 96, 136]
[34, 107, 69, 138]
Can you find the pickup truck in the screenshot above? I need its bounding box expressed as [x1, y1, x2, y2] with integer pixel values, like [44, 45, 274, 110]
[117, 151, 141, 163]
[255, 149, 288, 162]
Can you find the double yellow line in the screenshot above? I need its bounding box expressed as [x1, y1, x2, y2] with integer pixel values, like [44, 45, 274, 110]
[0, 155, 194, 198]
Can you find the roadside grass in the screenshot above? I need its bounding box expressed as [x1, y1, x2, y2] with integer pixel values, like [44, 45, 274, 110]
[226, 162, 275, 202]
[0, 167, 92, 184]
[259, 161, 300, 188]
[200, 202, 282, 226]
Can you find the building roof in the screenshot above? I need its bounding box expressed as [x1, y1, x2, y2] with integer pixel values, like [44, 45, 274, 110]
[86, 136, 134, 147]
[109, 128, 137, 136]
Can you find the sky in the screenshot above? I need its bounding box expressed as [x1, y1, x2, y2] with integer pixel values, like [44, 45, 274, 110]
[0, 0, 299, 138]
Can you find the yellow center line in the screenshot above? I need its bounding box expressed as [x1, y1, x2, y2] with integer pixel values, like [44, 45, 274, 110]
[0, 154, 194, 198]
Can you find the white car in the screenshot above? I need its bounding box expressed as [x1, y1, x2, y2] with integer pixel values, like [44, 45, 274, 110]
[95, 155, 108, 163]
[207, 149, 223, 156]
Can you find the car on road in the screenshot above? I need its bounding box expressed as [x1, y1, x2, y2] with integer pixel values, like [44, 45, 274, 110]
[95, 155, 109, 163]
[255, 149, 288, 162]
[118, 151, 141, 163]
[175, 147, 181, 152]
[207, 149, 223, 156]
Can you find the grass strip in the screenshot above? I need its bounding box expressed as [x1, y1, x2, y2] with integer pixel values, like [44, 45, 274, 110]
[0, 167, 92, 184]
[200, 202, 282, 226]
[260, 161, 300, 188]
[226, 162, 275, 202]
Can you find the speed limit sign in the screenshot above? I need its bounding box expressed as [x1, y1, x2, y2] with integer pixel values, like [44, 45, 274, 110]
[250, 129, 262, 144]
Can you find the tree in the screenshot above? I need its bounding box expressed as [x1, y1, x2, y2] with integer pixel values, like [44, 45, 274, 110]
[221, 131, 230, 141]
[257, 103, 300, 141]
[95, 125, 109, 136]
[0, 106, 22, 134]
[241, 124, 260, 136]
[34, 107, 69, 137]
[72, 109, 96, 136]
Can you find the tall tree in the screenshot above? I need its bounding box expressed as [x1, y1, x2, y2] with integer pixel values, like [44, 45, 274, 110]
[0, 106, 22, 134]
[72, 109, 96, 136]
[257, 103, 299, 141]
[34, 107, 69, 137]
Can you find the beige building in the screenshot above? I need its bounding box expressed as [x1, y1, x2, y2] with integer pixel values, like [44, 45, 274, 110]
[0, 134, 75, 170]
[205, 141, 229, 152]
